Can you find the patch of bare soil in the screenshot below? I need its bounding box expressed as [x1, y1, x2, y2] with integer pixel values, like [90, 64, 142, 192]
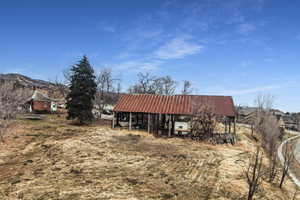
[0, 116, 298, 199]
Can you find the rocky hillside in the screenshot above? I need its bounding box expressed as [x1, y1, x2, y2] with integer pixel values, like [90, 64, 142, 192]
[0, 73, 56, 90]
[0, 73, 67, 99]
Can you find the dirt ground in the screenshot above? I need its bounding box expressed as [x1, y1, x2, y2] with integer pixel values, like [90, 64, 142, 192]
[0, 115, 298, 200]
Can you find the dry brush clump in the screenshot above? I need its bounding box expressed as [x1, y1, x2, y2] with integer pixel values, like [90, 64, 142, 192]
[191, 103, 217, 140]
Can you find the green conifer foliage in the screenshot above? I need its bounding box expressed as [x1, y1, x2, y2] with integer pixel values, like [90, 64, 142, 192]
[66, 56, 97, 124]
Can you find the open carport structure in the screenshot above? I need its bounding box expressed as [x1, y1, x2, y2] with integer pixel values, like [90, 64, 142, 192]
[112, 94, 236, 137]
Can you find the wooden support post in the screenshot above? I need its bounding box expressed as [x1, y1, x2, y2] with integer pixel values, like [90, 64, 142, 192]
[168, 114, 172, 137]
[112, 112, 115, 128]
[129, 112, 132, 130]
[233, 117, 236, 135]
[229, 118, 231, 134]
[190, 116, 193, 136]
[148, 113, 150, 133]
[156, 114, 159, 135]
[171, 115, 175, 135]
[116, 112, 119, 126]
[225, 119, 227, 133]
[158, 114, 161, 135]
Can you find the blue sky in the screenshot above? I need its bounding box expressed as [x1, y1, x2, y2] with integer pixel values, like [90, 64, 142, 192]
[0, 0, 299, 112]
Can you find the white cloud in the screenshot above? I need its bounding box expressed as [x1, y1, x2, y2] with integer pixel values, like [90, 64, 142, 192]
[253, 0, 266, 12]
[102, 26, 115, 33]
[264, 58, 275, 62]
[212, 82, 296, 96]
[238, 23, 257, 34]
[219, 85, 282, 95]
[98, 21, 116, 33]
[154, 37, 203, 59]
[241, 60, 253, 67]
[138, 30, 162, 39]
[163, 0, 177, 7]
[116, 60, 161, 72]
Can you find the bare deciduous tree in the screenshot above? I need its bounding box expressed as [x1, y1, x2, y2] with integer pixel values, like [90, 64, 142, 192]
[152, 76, 177, 95]
[253, 95, 281, 183]
[245, 147, 264, 200]
[0, 120, 10, 142]
[263, 115, 281, 182]
[182, 80, 193, 95]
[116, 80, 122, 94]
[63, 67, 72, 85]
[253, 94, 274, 135]
[279, 141, 294, 188]
[0, 83, 31, 141]
[128, 72, 155, 94]
[48, 76, 68, 99]
[95, 68, 120, 113]
[128, 72, 177, 95]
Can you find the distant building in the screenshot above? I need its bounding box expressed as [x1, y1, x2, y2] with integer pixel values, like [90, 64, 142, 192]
[282, 115, 299, 131]
[26, 90, 61, 113]
[237, 106, 299, 131]
[236, 106, 257, 124]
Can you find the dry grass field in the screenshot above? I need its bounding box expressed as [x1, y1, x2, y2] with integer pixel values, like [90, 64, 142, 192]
[0, 115, 298, 200]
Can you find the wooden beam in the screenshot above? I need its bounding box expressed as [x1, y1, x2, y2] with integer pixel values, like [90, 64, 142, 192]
[172, 115, 175, 135]
[148, 113, 150, 133]
[155, 114, 159, 135]
[116, 112, 119, 125]
[229, 118, 231, 134]
[233, 117, 236, 135]
[129, 112, 132, 130]
[112, 112, 115, 128]
[190, 116, 193, 136]
[168, 114, 172, 137]
[158, 114, 161, 135]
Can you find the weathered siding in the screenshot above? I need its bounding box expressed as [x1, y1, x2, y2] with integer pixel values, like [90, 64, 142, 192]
[33, 101, 51, 112]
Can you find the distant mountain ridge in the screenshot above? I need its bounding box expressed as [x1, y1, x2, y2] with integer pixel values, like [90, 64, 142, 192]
[0, 73, 56, 89]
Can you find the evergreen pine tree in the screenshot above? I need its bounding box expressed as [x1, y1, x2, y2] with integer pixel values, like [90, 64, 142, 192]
[66, 56, 97, 124]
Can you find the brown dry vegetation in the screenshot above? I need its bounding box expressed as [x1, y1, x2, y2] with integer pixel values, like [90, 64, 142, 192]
[0, 115, 298, 200]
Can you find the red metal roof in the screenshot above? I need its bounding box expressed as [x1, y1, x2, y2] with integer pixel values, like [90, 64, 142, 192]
[113, 94, 236, 117]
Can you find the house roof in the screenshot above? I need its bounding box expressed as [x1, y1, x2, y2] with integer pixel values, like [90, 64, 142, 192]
[28, 90, 59, 102]
[113, 94, 236, 117]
